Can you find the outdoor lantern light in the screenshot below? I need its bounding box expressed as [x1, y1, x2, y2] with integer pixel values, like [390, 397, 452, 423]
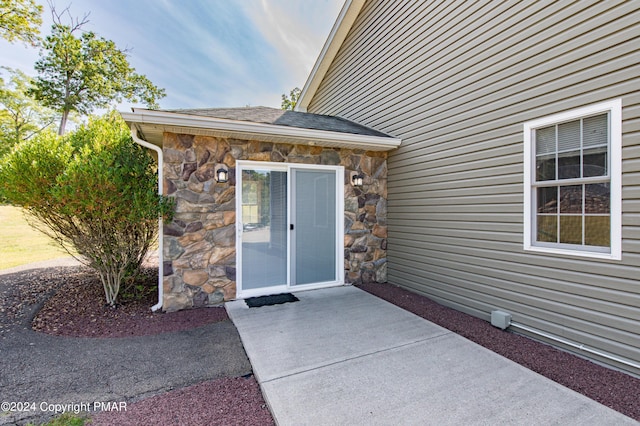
[351, 172, 364, 187]
[215, 165, 229, 183]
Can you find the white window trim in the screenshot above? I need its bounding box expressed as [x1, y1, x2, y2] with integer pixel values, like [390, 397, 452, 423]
[523, 99, 622, 260]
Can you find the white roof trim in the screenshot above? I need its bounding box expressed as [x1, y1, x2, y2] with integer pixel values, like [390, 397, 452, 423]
[120, 109, 401, 151]
[295, 0, 365, 112]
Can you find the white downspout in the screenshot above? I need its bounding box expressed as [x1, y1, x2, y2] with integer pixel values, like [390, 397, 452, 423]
[130, 124, 164, 312]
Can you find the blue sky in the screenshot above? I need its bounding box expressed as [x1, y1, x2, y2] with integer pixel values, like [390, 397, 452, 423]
[1, 0, 344, 110]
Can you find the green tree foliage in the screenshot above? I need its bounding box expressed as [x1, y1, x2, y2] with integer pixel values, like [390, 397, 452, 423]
[281, 87, 301, 111]
[0, 67, 57, 157]
[0, 112, 173, 306]
[0, 0, 42, 45]
[29, 11, 165, 134]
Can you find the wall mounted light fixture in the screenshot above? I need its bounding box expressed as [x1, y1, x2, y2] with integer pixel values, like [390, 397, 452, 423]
[215, 165, 229, 183]
[351, 171, 364, 187]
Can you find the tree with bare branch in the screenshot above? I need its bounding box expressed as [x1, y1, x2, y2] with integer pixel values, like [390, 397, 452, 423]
[29, 4, 165, 134]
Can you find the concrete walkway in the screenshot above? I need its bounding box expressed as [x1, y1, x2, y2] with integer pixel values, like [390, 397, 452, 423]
[226, 286, 636, 425]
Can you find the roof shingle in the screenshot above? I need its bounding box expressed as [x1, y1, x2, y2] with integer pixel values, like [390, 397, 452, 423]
[162, 106, 390, 138]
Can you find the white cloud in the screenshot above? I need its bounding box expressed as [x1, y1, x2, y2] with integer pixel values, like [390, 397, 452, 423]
[240, 0, 343, 89]
[1, 0, 345, 110]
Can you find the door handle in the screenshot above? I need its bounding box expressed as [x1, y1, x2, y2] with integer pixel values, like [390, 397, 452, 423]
[290, 224, 294, 230]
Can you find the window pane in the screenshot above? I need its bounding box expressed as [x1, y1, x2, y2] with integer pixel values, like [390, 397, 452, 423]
[536, 126, 556, 155]
[585, 216, 610, 247]
[559, 185, 582, 213]
[583, 114, 608, 148]
[583, 147, 607, 177]
[536, 155, 556, 181]
[560, 216, 582, 244]
[537, 186, 557, 213]
[585, 183, 610, 214]
[558, 120, 581, 152]
[537, 215, 557, 243]
[558, 151, 580, 179]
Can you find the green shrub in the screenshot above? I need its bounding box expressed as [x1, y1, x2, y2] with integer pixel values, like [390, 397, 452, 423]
[0, 111, 172, 306]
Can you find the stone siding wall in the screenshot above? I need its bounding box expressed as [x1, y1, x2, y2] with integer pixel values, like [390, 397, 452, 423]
[162, 132, 388, 311]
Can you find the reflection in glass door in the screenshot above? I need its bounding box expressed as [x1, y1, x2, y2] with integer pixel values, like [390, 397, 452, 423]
[240, 168, 288, 290]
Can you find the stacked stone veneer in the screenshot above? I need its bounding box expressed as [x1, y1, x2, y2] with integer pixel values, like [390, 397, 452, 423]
[162, 132, 388, 311]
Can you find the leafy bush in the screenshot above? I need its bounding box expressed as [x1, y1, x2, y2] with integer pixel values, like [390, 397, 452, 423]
[0, 112, 172, 306]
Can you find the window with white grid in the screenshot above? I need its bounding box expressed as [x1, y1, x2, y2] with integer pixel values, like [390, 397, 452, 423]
[523, 100, 622, 260]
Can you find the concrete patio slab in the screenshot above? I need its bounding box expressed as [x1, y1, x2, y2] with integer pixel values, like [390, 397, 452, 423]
[226, 286, 448, 382]
[227, 286, 635, 425]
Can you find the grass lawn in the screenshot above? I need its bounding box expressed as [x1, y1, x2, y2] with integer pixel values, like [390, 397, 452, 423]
[0, 205, 71, 270]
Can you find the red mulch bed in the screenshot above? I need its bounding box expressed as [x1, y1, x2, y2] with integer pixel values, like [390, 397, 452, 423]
[91, 376, 274, 426]
[32, 268, 228, 338]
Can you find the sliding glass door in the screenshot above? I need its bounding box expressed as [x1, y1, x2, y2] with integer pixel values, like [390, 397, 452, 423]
[237, 162, 343, 297]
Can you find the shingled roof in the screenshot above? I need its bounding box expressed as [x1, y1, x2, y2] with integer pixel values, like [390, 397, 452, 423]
[162, 106, 391, 138]
[122, 106, 401, 151]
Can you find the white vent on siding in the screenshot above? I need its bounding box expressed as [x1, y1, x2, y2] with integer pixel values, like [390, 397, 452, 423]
[491, 310, 512, 330]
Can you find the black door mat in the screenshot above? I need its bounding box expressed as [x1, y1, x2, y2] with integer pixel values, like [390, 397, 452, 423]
[245, 293, 299, 308]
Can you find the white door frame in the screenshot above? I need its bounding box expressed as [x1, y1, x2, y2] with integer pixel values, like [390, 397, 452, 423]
[235, 160, 344, 298]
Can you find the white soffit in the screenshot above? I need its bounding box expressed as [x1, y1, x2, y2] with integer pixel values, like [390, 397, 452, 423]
[120, 109, 401, 152]
[295, 0, 366, 112]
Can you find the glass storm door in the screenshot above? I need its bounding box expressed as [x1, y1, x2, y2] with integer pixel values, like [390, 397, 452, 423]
[237, 163, 342, 297]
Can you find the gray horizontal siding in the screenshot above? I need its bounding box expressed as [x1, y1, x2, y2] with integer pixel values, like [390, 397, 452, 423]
[306, 0, 640, 374]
